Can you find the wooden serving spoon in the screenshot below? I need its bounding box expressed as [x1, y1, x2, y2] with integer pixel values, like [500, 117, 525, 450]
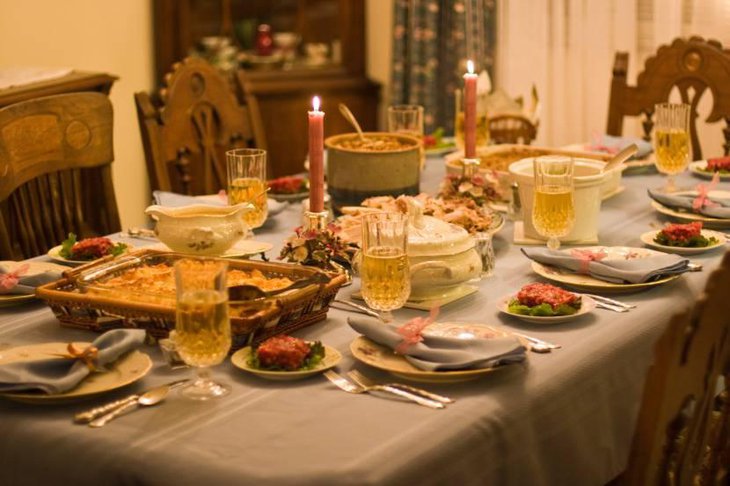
[602, 143, 638, 173]
[338, 103, 366, 142]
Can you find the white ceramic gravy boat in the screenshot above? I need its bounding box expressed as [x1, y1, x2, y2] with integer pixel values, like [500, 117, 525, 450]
[145, 203, 253, 256]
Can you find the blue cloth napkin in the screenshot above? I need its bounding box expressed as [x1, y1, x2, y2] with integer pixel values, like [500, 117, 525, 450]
[0, 329, 146, 394]
[348, 317, 526, 371]
[0, 263, 63, 295]
[647, 189, 730, 219]
[521, 247, 690, 284]
[591, 135, 653, 159]
[152, 190, 225, 207]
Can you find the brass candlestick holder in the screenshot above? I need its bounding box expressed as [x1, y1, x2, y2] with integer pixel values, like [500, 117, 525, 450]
[302, 210, 329, 232]
[461, 157, 481, 177]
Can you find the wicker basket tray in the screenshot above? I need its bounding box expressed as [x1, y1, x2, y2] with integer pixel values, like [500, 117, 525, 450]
[35, 249, 347, 350]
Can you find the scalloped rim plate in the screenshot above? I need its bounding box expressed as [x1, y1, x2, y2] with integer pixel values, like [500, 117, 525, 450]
[496, 294, 596, 324]
[689, 160, 730, 180]
[639, 229, 727, 255]
[0, 342, 152, 404]
[530, 246, 681, 293]
[230, 344, 342, 380]
[0, 261, 67, 307]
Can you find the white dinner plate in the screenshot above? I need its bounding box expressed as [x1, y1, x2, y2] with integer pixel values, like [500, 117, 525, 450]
[350, 322, 526, 384]
[689, 160, 730, 181]
[651, 189, 730, 229]
[0, 261, 67, 307]
[496, 294, 596, 324]
[0, 342, 152, 404]
[195, 195, 287, 216]
[230, 344, 341, 381]
[639, 229, 727, 255]
[47, 243, 134, 265]
[530, 246, 682, 294]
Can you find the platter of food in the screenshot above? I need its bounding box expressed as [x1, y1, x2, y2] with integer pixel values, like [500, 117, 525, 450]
[640, 222, 726, 255]
[689, 158, 730, 180]
[0, 342, 152, 404]
[497, 283, 596, 324]
[230, 335, 341, 380]
[530, 246, 682, 294]
[424, 129, 456, 156]
[48, 234, 131, 265]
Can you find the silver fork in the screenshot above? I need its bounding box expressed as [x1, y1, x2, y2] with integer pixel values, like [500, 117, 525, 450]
[348, 369, 454, 405]
[323, 370, 444, 409]
[583, 294, 636, 310]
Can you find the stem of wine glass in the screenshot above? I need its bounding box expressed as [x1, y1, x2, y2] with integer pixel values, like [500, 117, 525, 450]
[380, 310, 394, 323]
[547, 237, 561, 250]
[665, 174, 676, 193]
[195, 367, 211, 386]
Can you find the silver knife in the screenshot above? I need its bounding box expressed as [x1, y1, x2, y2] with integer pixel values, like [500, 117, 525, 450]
[74, 379, 189, 424]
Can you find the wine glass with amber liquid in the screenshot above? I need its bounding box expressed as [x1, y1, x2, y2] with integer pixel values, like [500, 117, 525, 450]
[174, 258, 231, 400]
[652, 103, 691, 193]
[532, 156, 575, 250]
[360, 212, 410, 322]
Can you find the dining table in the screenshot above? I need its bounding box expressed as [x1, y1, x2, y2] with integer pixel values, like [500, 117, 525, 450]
[0, 152, 726, 486]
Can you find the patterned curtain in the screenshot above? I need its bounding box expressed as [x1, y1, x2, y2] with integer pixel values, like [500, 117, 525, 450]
[391, 0, 497, 133]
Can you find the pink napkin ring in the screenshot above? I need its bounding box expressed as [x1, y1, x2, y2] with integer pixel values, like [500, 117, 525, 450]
[0, 263, 29, 292]
[395, 307, 439, 354]
[693, 172, 720, 210]
[570, 249, 607, 274]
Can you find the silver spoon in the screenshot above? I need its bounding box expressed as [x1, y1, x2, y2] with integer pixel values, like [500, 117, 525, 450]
[338, 103, 366, 142]
[89, 381, 185, 427]
[228, 271, 331, 302]
[603, 143, 638, 173]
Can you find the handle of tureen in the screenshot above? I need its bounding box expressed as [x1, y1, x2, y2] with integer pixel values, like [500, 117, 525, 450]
[410, 261, 454, 279]
[144, 205, 165, 220]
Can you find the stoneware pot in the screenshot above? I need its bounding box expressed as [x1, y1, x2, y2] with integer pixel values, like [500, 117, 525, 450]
[325, 132, 421, 214]
[145, 203, 253, 256]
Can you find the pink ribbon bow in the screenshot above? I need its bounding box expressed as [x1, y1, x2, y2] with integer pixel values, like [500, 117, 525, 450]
[0, 263, 29, 292]
[570, 249, 607, 274]
[217, 189, 228, 204]
[395, 307, 440, 354]
[693, 172, 720, 211]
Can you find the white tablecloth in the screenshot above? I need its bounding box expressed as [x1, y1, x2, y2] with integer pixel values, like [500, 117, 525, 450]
[0, 157, 726, 485]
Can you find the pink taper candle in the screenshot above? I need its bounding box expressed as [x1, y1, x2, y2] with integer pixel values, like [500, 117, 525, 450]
[463, 60, 478, 159]
[308, 96, 325, 213]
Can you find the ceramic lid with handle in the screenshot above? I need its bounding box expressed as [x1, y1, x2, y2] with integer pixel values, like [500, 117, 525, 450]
[405, 199, 474, 257]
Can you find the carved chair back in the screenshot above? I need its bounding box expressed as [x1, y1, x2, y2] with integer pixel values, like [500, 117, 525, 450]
[0, 92, 121, 260]
[135, 57, 266, 196]
[488, 114, 538, 145]
[607, 36, 730, 160]
[625, 251, 730, 485]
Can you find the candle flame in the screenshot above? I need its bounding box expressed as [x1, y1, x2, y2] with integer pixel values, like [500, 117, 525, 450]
[467, 60, 474, 74]
[312, 96, 321, 112]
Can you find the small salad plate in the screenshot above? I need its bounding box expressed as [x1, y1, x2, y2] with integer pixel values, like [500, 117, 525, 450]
[0, 261, 67, 307]
[639, 229, 727, 255]
[149, 239, 272, 258]
[689, 160, 730, 180]
[497, 294, 596, 324]
[230, 344, 342, 381]
[47, 241, 133, 265]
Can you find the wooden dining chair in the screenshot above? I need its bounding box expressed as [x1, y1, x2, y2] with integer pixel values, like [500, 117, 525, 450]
[135, 57, 266, 196]
[488, 114, 538, 145]
[0, 92, 121, 260]
[623, 251, 730, 485]
[606, 36, 730, 160]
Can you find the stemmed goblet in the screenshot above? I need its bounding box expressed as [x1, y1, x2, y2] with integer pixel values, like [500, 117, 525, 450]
[531, 156, 575, 250]
[652, 102, 691, 193]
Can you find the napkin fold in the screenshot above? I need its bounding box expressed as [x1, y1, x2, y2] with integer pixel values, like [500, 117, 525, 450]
[647, 189, 730, 219]
[0, 263, 63, 295]
[0, 329, 146, 394]
[589, 135, 653, 160]
[152, 190, 225, 207]
[348, 317, 526, 371]
[521, 247, 690, 284]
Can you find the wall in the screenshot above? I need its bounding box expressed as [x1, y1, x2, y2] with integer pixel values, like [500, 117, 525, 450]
[0, 0, 154, 228]
[366, 0, 394, 129]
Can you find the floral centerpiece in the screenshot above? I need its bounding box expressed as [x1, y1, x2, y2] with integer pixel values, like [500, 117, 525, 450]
[438, 171, 503, 206]
[279, 223, 357, 271]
